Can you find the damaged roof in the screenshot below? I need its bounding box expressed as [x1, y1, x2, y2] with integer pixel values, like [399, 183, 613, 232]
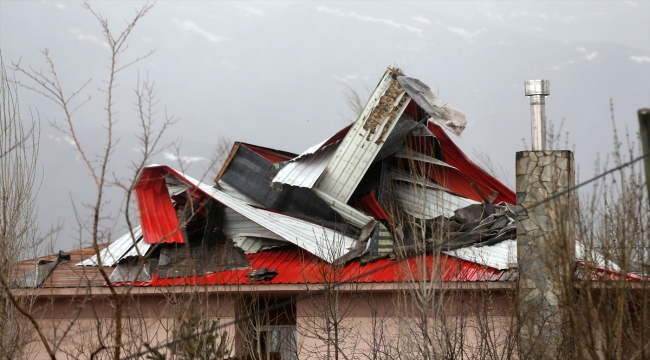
[15, 66, 634, 290]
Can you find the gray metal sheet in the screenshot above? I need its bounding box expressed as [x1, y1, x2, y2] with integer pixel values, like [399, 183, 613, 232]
[108, 258, 156, 283]
[223, 208, 285, 241]
[232, 236, 288, 254]
[575, 241, 621, 271]
[312, 188, 374, 228]
[389, 167, 449, 191]
[77, 226, 147, 266]
[397, 75, 467, 136]
[394, 147, 456, 169]
[217, 180, 262, 206]
[163, 167, 357, 264]
[395, 184, 479, 219]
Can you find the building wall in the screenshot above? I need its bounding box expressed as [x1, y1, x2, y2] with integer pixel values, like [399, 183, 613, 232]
[24, 287, 515, 360]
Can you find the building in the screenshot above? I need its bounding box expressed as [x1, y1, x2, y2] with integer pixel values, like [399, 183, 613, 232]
[11, 67, 642, 360]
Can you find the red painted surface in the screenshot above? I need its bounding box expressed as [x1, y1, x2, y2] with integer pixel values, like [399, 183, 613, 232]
[241, 143, 296, 163]
[135, 168, 185, 244]
[427, 164, 499, 204]
[117, 247, 513, 287]
[354, 192, 391, 224]
[428, 121, 516, 204]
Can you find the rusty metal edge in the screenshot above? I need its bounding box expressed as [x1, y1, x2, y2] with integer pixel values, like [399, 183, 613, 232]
[214, 142, 241, 183]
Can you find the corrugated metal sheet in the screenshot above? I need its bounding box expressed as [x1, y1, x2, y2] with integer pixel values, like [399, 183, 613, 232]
[145, 247, 514, 287]
[443, 240, 517, 270]
[442, 240, 628, 273]
[398, 75, 467, 136]
[575, 241, 622, 272]
[291, 125, 351, 162]
[217, 180, 262, 206]
[30, 245, 114, 288]
[272, 141, 338, 188]
[389, 167, 449, 191]
[223, 208, 285, 241]
[77, 226, 147, 266]
[312, 188, 374, 228]
[232, 236, 288, 254]
[108, 258, 156, 283]
[394, 147, 456, 169]
[152, 166, 358, 264]
[135, 167, 185, 244]
[428, 121, 516, 204]
[122, 236, 152, 259]
[315, 69, 411, 203]
[395, 184, 479, 219]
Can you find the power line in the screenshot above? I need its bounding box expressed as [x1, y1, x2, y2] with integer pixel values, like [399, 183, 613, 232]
[121, 150, 649, 360]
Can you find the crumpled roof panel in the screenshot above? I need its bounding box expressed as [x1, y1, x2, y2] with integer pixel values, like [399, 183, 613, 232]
[135, 247, 515, 287]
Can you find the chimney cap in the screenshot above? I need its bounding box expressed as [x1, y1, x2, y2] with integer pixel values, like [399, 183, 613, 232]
[524, 79, 550, 96]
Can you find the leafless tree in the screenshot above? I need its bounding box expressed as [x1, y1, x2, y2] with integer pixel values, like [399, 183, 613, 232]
[5, 2, 182, 359]
[0, 51, 41, 359]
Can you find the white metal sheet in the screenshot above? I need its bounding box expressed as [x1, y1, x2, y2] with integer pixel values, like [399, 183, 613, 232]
[312, 188, 374, 228]
[575, 241, 621, 271]
[232, 236, 288, 254]
[315, 69, 411, 202]
[217, 180, 262, 206]
[272, 142, 338, 188]
[445, 240, 621, 271]
[394, 147, 457, 169]
[389, 167, 449, 191]
[77, 226, 147, 266]
[395, 184, 479, 220]
[223, 208, 286, 241]
[443, 239, 517, 270]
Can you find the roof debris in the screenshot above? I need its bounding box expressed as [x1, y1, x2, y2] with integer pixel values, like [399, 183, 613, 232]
[16, 66, 540, 288]
[12, 251, 71, 288]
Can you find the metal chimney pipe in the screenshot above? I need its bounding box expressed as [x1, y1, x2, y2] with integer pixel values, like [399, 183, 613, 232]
[524, 80, 550, 151]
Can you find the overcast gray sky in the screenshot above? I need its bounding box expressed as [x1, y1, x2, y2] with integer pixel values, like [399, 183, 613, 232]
[1, 1, 648, 253]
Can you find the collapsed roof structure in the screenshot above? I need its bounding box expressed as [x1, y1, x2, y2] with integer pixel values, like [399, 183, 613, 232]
[14, 67, 632, 289]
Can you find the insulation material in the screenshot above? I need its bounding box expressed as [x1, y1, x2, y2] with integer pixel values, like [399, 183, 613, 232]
[436, 203, 517, 250]
[397, 75, 467, 136]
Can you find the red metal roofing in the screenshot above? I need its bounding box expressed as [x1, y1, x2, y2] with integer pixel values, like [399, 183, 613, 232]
[241, 143, 297, 163]
[124, 247, 514, 287]
[427, 121, 516, 204]
[135, 167, 185, 244]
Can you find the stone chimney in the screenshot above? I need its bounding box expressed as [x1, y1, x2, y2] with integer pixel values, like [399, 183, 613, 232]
[517, 80, 575, 358]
